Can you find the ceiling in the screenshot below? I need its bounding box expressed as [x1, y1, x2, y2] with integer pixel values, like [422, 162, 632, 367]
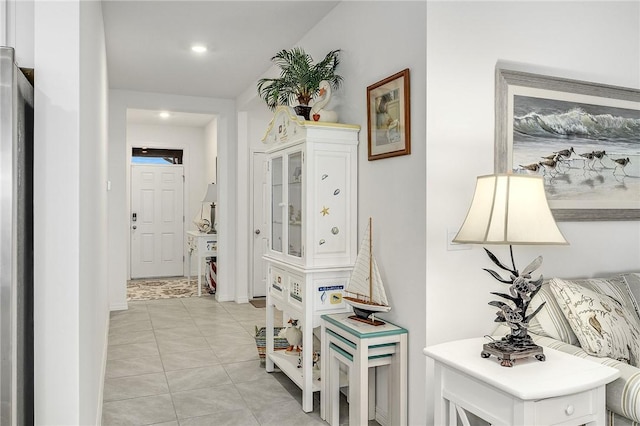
[101, 0, 340, 103]
[126, 108, 218, 127]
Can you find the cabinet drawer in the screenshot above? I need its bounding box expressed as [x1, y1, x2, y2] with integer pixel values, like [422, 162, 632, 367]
[534, 389, 594, 424]
[270, 267, 286, 300]
[288, 273, 304, 307]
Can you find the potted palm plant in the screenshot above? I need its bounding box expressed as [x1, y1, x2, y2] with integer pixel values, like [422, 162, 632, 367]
[257, 47, 343, 120]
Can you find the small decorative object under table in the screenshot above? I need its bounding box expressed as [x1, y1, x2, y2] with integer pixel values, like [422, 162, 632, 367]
[186, 231, 217, 297]
[424, 337, 620, 426]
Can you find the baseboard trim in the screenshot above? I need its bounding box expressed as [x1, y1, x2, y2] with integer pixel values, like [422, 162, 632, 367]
[96, 314, 110, 425]
[236, 296, 249, 304]
[376, 406, 389, 426]
[109, 301, 128, 311]
[215, 294, 234, 302]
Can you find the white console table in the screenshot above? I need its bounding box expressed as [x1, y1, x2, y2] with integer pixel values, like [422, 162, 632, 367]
[186, 231, 217, 297]
[424, 337, 619, 426]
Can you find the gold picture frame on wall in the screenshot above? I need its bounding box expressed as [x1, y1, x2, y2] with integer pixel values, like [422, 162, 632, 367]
[367, 69, 411, 161]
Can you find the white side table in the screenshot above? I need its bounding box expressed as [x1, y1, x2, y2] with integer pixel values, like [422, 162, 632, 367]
[424, 337, 619, 426]
[321, 313, 408, 426]
[186, 231, 217, 297]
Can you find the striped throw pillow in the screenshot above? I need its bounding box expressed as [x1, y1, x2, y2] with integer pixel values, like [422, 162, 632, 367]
[527, 282, 578, 345]
[619, 273, 640, 322]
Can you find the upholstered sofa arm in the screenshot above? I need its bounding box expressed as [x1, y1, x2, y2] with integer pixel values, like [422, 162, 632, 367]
[493, 324, 640, 423]
[534, 333, 640, 423]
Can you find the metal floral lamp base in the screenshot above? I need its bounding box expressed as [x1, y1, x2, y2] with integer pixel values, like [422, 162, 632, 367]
[481, 336, 545, 367]
[478, 246, 551, 367]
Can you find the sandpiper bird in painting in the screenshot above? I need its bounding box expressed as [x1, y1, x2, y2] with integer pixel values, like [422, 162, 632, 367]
[554, 147, 575, 159]
[554, 147, 575, 169]
[541, 153, 567, 172]
[519, 163, 541, 174]
[579, 151, 596, 170]
[613, 157, 631, 176]
[538, 158, 560, 176]
[593, 150, 607, 168]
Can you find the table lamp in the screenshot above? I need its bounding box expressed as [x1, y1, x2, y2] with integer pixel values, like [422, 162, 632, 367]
[453, 173, 568, 367]
[202, 183, 217, 234]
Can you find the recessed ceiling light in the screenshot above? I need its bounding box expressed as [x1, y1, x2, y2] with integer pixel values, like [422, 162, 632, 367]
[159, 111, 170, 119]
[191, 45, 207, 53]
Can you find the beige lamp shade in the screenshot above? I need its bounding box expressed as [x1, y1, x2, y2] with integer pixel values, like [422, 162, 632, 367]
[202, 183, 217, 203]
[453, 174, 568, 245]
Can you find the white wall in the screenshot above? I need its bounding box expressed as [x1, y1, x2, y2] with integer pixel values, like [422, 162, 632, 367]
[238, 2, 427, 423]
[204, 118, 219, 237]
[127, 123, 210, 276]
[204, 118, 218, 185]
[108, 90, 237, 308]
[426, 1, 640, 423]
[235, 105, 271, 301]
[79, 2, 109, 423]
[34, 0, 109, 423]
[2, 0, 34, 67]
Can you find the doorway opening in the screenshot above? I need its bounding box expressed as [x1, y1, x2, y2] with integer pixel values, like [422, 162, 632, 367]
[130, 163, 185, 279]
[125, 108, 218, 302]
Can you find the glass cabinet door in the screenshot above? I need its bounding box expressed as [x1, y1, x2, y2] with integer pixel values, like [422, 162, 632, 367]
[271, 156, 283, 253]
[287, 151, 302, 258]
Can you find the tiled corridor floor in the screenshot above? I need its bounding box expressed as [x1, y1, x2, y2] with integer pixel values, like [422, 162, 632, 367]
[102, 295, 342, 425]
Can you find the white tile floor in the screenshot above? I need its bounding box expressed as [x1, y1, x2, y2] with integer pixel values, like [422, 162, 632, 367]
[102, 295, 368, 425]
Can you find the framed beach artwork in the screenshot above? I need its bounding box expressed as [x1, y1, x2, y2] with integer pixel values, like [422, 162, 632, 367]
[495, 68, 640, 221]
[367, 69, 411, 161]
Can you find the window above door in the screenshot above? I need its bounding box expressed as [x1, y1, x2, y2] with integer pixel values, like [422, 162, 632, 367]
[132, 148, 183, 165]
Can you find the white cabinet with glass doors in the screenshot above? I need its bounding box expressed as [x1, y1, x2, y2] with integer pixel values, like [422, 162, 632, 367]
[269, 151, 304, 258]
[264, 108, 360, 269]
[261, 106, 360, 412]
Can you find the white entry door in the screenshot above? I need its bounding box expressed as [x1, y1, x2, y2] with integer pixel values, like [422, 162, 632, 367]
[131, 165, 184, 278]
[252, 152, 268, 297]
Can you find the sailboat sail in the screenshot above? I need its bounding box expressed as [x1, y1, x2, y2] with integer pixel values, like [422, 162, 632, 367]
[345, 220, 388, 307]
[367, 256, 388, 306]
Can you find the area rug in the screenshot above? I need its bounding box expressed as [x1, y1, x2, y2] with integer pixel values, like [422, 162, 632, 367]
[127, 277, 200, 301]
[249, 298, 266, 309]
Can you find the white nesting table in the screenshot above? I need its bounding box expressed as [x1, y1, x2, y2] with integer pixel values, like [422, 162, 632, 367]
[321, 313, 408, 426]
[186, 231, 217, 296]
[424, 337, 619, 426]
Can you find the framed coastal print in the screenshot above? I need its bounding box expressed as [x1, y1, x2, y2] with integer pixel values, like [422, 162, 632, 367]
[495, 68, 640, 221]
[367, 69, 411, 161]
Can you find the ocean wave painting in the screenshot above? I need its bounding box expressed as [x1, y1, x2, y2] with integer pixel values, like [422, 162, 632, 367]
[512, 95, 640, 207]
[514, 107, 639, 142]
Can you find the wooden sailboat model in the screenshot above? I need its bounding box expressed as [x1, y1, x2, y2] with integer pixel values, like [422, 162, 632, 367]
[344, 218, 391, 326]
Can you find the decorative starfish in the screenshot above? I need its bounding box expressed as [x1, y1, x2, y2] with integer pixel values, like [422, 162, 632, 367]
[320, 206, 330, 216]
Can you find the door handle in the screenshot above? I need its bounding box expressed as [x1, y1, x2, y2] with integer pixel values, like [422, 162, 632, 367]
[132, 225, 137, 230]
[255, 229, 261, 235]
